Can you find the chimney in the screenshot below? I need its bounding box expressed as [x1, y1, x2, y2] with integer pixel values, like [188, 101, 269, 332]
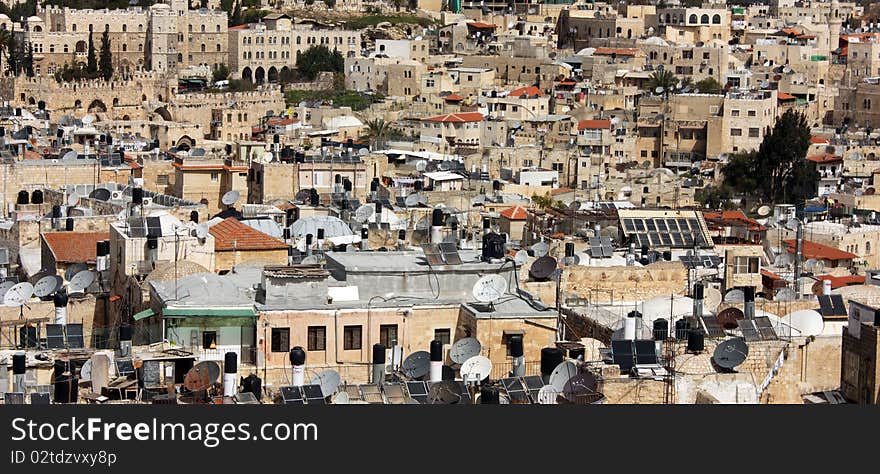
[540, 347, 563, 383]
[743, 286, 755, 320]
[12, 352, 26, 393]
[119, 324, 132, 359]
[223, 352, 238, 397]
[290, 346, 306, 386]
[430, 340, 443, 382]
[510, 335, 525, 377]
[431, 208, 444, 244]
[53, 289, 68, 325]
[372, 344, 386, 386]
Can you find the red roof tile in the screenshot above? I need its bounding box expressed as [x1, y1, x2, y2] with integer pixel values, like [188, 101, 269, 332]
[422, 112, 484, 123]
[815, 274, 865, 289]
[500, 206, 528, 220]
[809, 136, 829, 144]
[806, 153, 842, 164]
[777, 92, 796, 100]
[578, 119, 611, 130]
[209, 218, 288, 251]
[782, 239, 857, 261]
[761, 268, 783, 280]
[703, 210, 766, 231]
[468, 21, 497, 29]
[508, 86, 544, 98]
[444, 93, 463, 101]
[42, 232, 110, 264]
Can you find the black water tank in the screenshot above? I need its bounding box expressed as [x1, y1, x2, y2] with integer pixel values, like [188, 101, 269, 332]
[190, 210, 199, 223]
[743, 286, 755, 302]
[52, 205, 62, 219]
[693, 282, 704, 300]
[674, 318, 690, 340]
[361, 227, 369, 239]
[132, 187, 143, 205]
[414, 180, 423, 191]
[31, 189, 43, 204]
[97, 240, 110, 256]
[540, 347, 564, 376]
[305, 233, 313, 246]
[343, 178, 352, 193]
[317, 228, 325, 240]
[146, 236, 158, 250]
[16, 190, 29, 205]
[430, 340, 443, 362]
[226, 144, 233, 155]
[241, 374, 263, 401]
[13, 352, 26, 374]
[283, 228, 291, 240]
[372, 344, 385, 364]
[289, 346, 306, 366]
[481, 232, 506, 261]
[652, 319, 669, 340]
[53, 373, 78, 403]
[119, 324, 132, 342]
[334, 174, 342, 184]
[53, 290, 68, 308]
[628, 310, 642, 319]
[480, 385, 500, 404]
[65, 218, 74, 231]
[273, 134, 280, 144]
[565, 242, 575, 258]
[224, 352, 237, 374]
[662, 250, 672, 261]
[397, 229, 406, 241]
[686, 329, 704, 352]
[509, 335, 524, 358]
[370, 178, 378, 191]
[492, 180, 501, 191]
[309, 189, 319, 206]
[431, 208, 444, 227]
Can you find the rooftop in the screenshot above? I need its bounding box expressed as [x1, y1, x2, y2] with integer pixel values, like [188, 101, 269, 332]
[209, 218, 287, 252]
[42, 231, 109, 264]
[782, 239, 858, 261]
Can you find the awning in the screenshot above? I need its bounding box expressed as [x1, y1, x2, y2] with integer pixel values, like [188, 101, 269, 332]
[163, 307, 257, 317]
[133, 308, 155, 321]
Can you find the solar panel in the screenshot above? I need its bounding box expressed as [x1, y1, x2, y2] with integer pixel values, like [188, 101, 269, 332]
[830, 295, 847, 316]
[438, 242, 463, 265]
[523, 375, 544, 391]
[45, 324, 65, 349]
[501, 377, 526, 394]
[280, 386, 304, 405]
[146, 217, 162, 238]
[754, 316, 778, 340]
[128, 217, 146, 238]
[116, 359, 135, 376]
[700, 315, 725, 338]
[737, 319, 761, 342]
[30, 392, 50, 405]
[817, 295, 834, 316]
[633, 340, 658, 365]
[406, 381, 428, 396]
[611, 340, 635, 372]
[420, 243, 445, 266]
[508, 391, 531, 404]
[359, 384, 384, 404]
[302, 384, 326, 405]
[66, 324, 84, 348]
[382, 383, 407, 404]
[5, 392, 24, 405]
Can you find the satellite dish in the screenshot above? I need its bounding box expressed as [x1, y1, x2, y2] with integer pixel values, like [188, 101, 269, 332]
[221, 190, 240, 206]
[0, 280, 15, 302]
[80, 359, 92, 382]
[724, 289, 744, 303]
[529, 256, 557, 280]
[787, 309, 824, 336]
[757, 205, 772, 217]
[712, 338, 749, 370]
[472, 274, 508, 302]
[310, 369, 342, 397]
[804, 259, 819, 272]
[358, 148, 369, 156]
[184, 361, 221, 391]
[449, 337, 481, 365]
[61, 150, 78, 161]
[460, 355, 492, 383]
[537, 385, 561, 404]
[332, 391, 350, 404]
[404, 193, 423, 208]
[89, 188, 112, 201]
[655, 86, 665, 94]
[64, 263, 88, 282]
[4, 282, 34, 306]
[262, 151, 274, 162]
[785, 218, 801, 231]
[428, 380, 464, 404]
[775, 287, 796, 301]
[81, 114, 95, 125]
[401, 351, 431, 379]
[33, 275, 63, 298]
[531, 241, 550, 258]
[354, 204, 375, 223]
[513, 250, 528, 266]
[301, 255, 320, 265]
[415, 160, 428, 172]
[548, 361, 578, 392]
[196, 223, 209, 239]
[568, 201, 581, 211]
[68, 270, 95, 294]
[562, 372, 599, 402]
[67, 192, 80, 207]
[703, 287, 722, 312]
[716, 307, 744, 330]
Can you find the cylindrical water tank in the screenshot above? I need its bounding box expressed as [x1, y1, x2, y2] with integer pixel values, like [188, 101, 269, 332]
[31, 189, 44, 204]
[16, 190, 29, 205]
[540, 347, 563, 378]
[686, 329, 704, 352]
[652, 319, 669, 340]
[624, 315, 638, 340]
[675, 318, 690, 340]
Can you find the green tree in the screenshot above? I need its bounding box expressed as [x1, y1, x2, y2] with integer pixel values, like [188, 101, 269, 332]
[721, 109, 816, 205]
[212, 63, 230, 82]
[295, 45, 344, 81]
[24, 43, 33, 77]
[231, 1, 242, 26]
[532, 193, 562, 210]
[363, 117, 390, 150]
[647, 69, 677, 93]
[0, 30, 11, 75]
[695, 77, 724, 94]
[86, 31, 97, 74]
[7, 33, 16, 75]
[99, 27, 113, 80]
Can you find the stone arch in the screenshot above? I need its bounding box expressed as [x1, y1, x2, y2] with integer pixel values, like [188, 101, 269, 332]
[122, 114, 130, 120]
[712, 14, 721, 24]
[74, 99, 82, 108]
[176, 135, 194, 151]
[267, 66, 278, 83]
[154, 106, 172, 121]
[700, 14, 710, 24]
[75, 40, 87, 53]
[689, 14, 698, 23]
[255, 66, 265, 85]
[88, 99, 107, 113]
[242, 67, 252, 83]
[28, 97, 35, 105]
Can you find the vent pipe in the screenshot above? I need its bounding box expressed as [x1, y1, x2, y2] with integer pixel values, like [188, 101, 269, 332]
[743, 286, 755, 320]
[431, 208, 444, 244]
[12, 352, 26, 393]
[223, 352, 238, 397]
[510, 335, 525, 377]
[317, 228, 325, 251]
[372, 344, 386, 385]
[290, 346, 306, 386]
[305, 233, 313, 257]
[430, 340, 443, 382]
[360, 227, 370, 250]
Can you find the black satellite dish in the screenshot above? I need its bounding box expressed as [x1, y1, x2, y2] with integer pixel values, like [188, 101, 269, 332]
[428, 380, 464, 404]
[402, 351, 431, 379]
[712, 338, 749, 371]
[529, 256, 557, 280]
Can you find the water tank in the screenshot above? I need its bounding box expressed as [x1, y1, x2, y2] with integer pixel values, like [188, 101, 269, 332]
[16, 190, 29, 205]
[53, 359, 71, 378]
[414, 180, 423, 191]
[343, 178, 352, 193]
[509, 335, 524, 358]
[132, 187, 143, 205]
[53, 372, 78, 403]
[97, 240, 110, 257]
[224, 351, 238, 374]
[317, 228, 325, 240]
[540, 347, 564, 377]
[119, 324, 132, 342]
[481, 233, 506, 261]
[370, 178, 378, 191]
[686, 328, 704, 352]
[53, 290, 69, 308]
[289, 346, 306, 366]
[662, 250, 672, 261]
[309, 189, 319, 206]
[652, 319, 669, 340]
[480, 385, 500, 404]
[31, 189, 44, 204]
[12, 352, 26, 374]
[65, 217, 74, 231]
[146, 236, 158, 250]
[241, 374, 263, 401]
[372, 344, 385, 365]
[624, 315, 637, 340]
[190, 210, 199, 223]
[674, 318, 690, 340]
[431, 208, 444, 227]
[51, 205, 62, 219]
[565, 242, 575, 258]
[430, 340, 443, 362]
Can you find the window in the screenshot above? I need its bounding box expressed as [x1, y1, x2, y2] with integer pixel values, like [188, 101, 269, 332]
[501, 332, 523, 356]
[747, 110, 757, 117]
[156, 174, 169, 185]
[202, 331, 217, 349]
[343, 325, 362, 350]
[730, 128, 742, 136]
[748, 128, 760, 138]
[730, 109, 740, 117]
[434, 328, 451, 345]
[271, 328, 290, 352]
[210, 172, 219, 182]
[307, 326, 326, 351]
[734, 256, 760, 274]
[379, 324, 398, 347]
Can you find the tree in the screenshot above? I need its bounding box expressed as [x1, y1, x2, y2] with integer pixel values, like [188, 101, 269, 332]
[0, 29, 11, 76]
[7, 32, 16, 75]
[212, 63, 230, 82]
[363, 117, 389, 150]
[647, 69, 677, 93]
[720, 109, 816, 205]
[231, 1, 242, 26]
[24, 43, 33, 78]
[295, 45, 344, 81]
[99, 27, 113, 80]
[323, 0, 335, 7]
[532, 193, 562, 210]
[87, 31, 97, 75]
[695, 77, 724, 94]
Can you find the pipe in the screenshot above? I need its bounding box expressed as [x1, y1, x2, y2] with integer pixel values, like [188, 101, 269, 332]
[693, 282, 704, 319]
[510, 335, 525, 377]
[360, 227, 369, 250]
[430, 340, 443, 382]
[290, 346, 306, 386]
[223, 352, 237, 397]
[372, 343, 386, 386]
[12, 352, 26, 393]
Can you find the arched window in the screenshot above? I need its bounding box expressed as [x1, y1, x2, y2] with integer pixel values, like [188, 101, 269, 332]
[201, 25, 205, 33]
[188, 25, 193, 32]
[689, 14, 698, 23]
[712, 14, 721, 24]
[72, 24, 76, 32]
[200, 43, 205, 52]
[122, 24, 127, 32]
[216, 44, 221, 52]
[122, 44, 127, 52]
[701, 14, 710, 24]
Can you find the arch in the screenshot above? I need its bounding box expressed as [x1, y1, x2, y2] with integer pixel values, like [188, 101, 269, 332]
[112, 97, 119, 107]
[88, 99, 107, 113]
[74, 99, 82, 108]
[154, 106, 172, 121]
[267, 66, 278, 83]
[75, 40, 87, 53]
[255, 66, 265, 85]
[122, 114, 130, 121]
[28, 97, 35, 105]
[689, 14, 698, 23]
[700, 14, 710, 24]
[141, 94, 147, 102]
[242, 67, 253, 83]
[712, 14, 721, 24]
[176, 135, 193, 151]
[33, 25, 42, 32]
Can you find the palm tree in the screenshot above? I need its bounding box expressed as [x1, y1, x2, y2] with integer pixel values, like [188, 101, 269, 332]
[364, 117, 390, 151]
[647, 69, 678, 93]
[0, 29, 11, 76]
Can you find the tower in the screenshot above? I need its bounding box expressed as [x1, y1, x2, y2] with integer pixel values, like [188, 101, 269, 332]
[147, 3, 178, 74]
[829, 0, 842, 57]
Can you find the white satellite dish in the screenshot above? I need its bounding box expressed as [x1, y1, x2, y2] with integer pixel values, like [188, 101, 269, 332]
[262, 151, 274, 163]
[81, 114, 95, 125]
[513, 250, 528, 266]
[804, 259, 819, 272]
[655, 86, 665, 94]
[537, 385, 561, 404]
[67, 192, 80, 207]
[80, 359, 92, 382]
[196, 223, 209, 240]
[449, 337, 481, 365]
[0, 281, 15, 301]
[221, 190, 240, 206]
[4, 282, 34, 307]
[310, 369, 342, 398]
[68, 270, 95, 294]
[472, 274, 508, 302]
[460, 355, 492, 383]
[548, 361, 578, 392]
[787, 309, 824, 337]
[354, 204, 375, 223]
[785, 218, 801, 231]
[775, 287, 796, 301]
[332, 391, 350, 404]
[61, 150, 78, 161]
[415, 160, 428, 172]
[404, 193, 423, 208]
[724, 289, 744, 303]
[301, 255, 320, 265]
[703, 287, 722, 312]
[757, 205, 772, 217]
[532, 241, 550, 258]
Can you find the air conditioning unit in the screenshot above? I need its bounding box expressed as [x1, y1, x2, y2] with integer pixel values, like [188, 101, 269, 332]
[141, 197, 153, 207]
[111, 191, 123, 200]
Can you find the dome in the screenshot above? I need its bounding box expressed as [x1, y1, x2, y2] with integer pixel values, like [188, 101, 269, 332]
[144, 260, 210, 284]
[288, 215, 353, 239]
[27, 16, 42, 23]
[150, 3, 171, 9]
[0, 14, 10, 20]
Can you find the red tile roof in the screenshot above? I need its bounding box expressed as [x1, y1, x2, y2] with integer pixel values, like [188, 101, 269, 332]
[500, 206, 528, 220]
[777, 92, 796, 100]
[444, 93, 463, 101]
[806, 153, 842, 164]
[509, 86, 544, 98]
[422, 112, 484, 123]
[578, 119, 611, 130]
[42, 232, 110, 264]
[558, 79, 577, 86]
[594, 47, 639, 56]
[809, 136, 829, 144]
[550, 187, 574, 196]
[815, 274, 865, 289]
[761, 268, 783, 280]
[782, 239, 857, 261]
[468, 21, 497, 29]
[229, 25, 248, 30]
[703, 210, 766, 231]
[209, 218, 288, 251]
